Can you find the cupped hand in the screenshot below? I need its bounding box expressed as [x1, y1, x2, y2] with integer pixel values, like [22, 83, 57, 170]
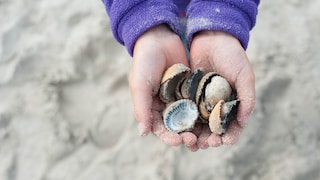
[189, 31, 256, 147]
[129, 24, 198, 150]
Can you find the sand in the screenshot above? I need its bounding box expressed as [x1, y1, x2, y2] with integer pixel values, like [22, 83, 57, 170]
[1, 0, 320, 179]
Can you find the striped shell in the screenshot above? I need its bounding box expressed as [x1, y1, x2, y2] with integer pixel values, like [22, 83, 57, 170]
[180, 68, 204, 102]
[209, 99, 239, 134]
[163, 99, 199, 133]
[159, 64, 190, 103]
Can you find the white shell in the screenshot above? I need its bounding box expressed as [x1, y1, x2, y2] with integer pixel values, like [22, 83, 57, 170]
[163, 99, 199, 133]
[204, 75, 232, 111]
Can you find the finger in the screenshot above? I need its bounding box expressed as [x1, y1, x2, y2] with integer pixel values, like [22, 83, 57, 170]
[151, 110, 182, 146]
[197, 126, 211, 149]
[221, 120, 242, 145]
[207, 134, 222, 147]
[180, 132, 197, 147]
[129, 72, 153, 136]
[160, 132, 183, 146]
[181, 125, 200, 151]
[186, 143, 199, 152]
[129, 50, 166, 136]
[234, 63, 256, 127]
[150, 110, 166, 137]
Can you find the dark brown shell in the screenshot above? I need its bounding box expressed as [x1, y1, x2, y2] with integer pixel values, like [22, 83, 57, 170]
[180, 68, 205, 102]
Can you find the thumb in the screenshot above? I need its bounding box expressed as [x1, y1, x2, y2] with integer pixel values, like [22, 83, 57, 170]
[129, 50, 166, 136]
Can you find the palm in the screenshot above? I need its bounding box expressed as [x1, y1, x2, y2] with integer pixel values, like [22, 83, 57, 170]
[190, 31, 256, 146]
[129, 25, 198, 149]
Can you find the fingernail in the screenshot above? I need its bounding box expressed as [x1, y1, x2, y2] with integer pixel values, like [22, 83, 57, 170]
[138, 123, 148, 136]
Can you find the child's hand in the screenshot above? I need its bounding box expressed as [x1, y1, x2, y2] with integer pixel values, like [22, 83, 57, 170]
[189, 31, 256, 148]
[129, 25, 198, 150]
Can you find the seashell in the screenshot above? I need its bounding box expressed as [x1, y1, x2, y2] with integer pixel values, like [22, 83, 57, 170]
[160, 63, 190, 84]
[175, 76, 187, 100]
[195, 72, 216, 105]
[198, 99, 210, 121]
[180, 68, 205, 102]
[159, 63, 237, 134]
[163, 99, 199, 133]
[204, 75, 232, 111]
[159, 64, 190, 103]
[208, 99, 239, 134]
[195, 72, 218, 120]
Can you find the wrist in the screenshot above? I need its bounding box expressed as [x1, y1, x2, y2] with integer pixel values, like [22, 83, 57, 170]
[134, 24, 181, 53]
[194, 31, 241, 46]
[139, 24, 178, 39]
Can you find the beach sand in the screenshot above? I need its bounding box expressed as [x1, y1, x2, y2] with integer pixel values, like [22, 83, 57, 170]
[1, 0, 320, 179]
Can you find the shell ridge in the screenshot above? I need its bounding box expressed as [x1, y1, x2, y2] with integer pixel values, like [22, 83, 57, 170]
[163, 99, 198, 133]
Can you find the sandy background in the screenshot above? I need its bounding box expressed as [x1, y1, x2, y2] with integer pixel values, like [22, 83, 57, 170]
[1, 0, 320, 179]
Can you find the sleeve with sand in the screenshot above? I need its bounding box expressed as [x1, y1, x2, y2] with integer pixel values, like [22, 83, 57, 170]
[186, 0, 260, 49]
[102, 0, 260, 55]
[102, 0, 182, 56]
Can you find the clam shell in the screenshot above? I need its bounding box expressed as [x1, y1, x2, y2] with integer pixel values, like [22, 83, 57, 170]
[180, 68, 205, 102]
[175, 75, 187, 100]
[198, 99, 210, 120]
[221, 99, 239, 123]
[195, 72, 218, 105]
[161, 63, 190, 84]
[163, 99, 199, 133]
[159, 64, 190, 103]
[204, 75, 232, 111]
[208, 99, 239, 134]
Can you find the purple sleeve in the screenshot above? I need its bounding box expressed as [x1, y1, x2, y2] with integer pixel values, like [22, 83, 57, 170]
[186, 0, 260, 49]
[102, 0, 182, 56]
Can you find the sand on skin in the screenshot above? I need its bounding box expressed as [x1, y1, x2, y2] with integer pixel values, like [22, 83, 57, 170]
[0, 0, 320, 179]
